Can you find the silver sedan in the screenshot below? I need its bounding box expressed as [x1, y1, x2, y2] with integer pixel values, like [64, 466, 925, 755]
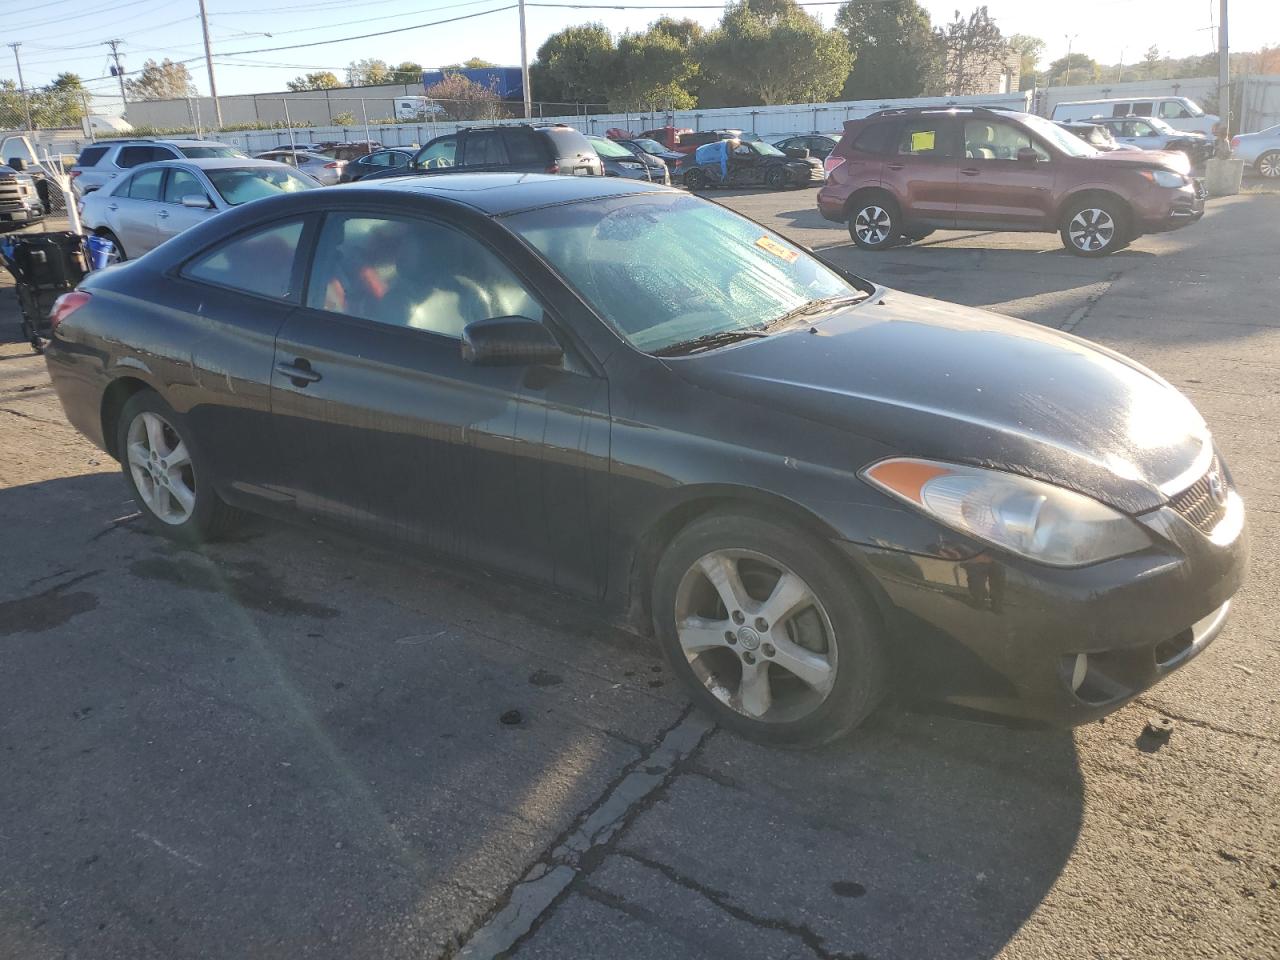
[78, 158, 317, 260]
[1232, 124, 1280, 179]
[253, 148, 347, 185]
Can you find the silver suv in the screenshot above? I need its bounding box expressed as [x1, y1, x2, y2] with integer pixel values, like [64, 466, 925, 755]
[69, 138, 245, 196]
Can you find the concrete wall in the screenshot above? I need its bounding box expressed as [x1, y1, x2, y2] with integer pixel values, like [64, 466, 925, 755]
[122, 83, 429, 130]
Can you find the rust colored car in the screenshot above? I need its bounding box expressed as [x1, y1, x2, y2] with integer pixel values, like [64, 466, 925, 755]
[817, 106, 1206, 257]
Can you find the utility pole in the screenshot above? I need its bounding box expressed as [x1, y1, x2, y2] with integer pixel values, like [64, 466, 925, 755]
[105, 40, 128, 117]
[1063, 34, 1077, 88]
[1218, 0, 1230, 137]
[518, 0, 532, 119]
[7, 43, 34, 132]
[197, 0, 224, 128]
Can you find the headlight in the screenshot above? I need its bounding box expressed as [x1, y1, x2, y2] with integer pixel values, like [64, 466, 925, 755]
[1139, 168, 1189, 188]
[862, 458, 1152, 567]
[619, 161, 643, 170]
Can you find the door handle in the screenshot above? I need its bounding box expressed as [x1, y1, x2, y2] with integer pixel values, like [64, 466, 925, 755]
[107, 203, 118, 211]
[275, 359, 321, 386]
[157, 209, 169, 218]
[961, 168, 980, 176]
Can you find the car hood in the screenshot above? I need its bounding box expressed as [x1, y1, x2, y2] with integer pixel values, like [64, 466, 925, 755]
[1089, 149, 1192, 173]
[664, 289, 1209, 514]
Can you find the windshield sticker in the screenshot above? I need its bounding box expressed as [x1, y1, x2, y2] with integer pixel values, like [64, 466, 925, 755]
[755, 235, 799, 263]
[910, 130, 936, 152]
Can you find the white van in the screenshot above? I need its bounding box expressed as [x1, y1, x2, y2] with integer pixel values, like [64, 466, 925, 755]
[394, 97, 447, 121]
[1050, 97, 1218, 137]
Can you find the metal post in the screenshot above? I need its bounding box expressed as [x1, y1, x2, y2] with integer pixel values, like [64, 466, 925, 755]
[1064, 34, 1076, 87]
[361, 98, 372, 150]
[197, 0, 224, 128]
[7, 44, 34, 132]
[1218, 0, 1230, 137]
[81, 90, 95, 140]
[518, 0, 532, 119]
[283, 99, 297, 152]
[105, 40, 128, 118]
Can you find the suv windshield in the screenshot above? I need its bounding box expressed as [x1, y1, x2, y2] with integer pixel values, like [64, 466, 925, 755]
[180, 145, 245, 159]
[506, 193, 870, 354]
[1020, 114, 1096, 157]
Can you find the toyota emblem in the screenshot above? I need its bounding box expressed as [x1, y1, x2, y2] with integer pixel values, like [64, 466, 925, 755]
[1207, 469, 1227, 506]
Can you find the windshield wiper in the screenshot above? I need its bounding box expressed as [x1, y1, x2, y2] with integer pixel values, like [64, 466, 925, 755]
[652, 328, 770, 357]
[767, 294, 868, 331]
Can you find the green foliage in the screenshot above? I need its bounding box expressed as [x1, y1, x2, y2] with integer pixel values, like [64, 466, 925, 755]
[1007, 34, 1045, 90]
[608, 21, 701, 110]
[835, 0, 942, 100]
[125, 59, 197, 101]
[424, 73, 504, 120]
[389, 62, 424, 84]
[331, 111, 357, 125]
[441, 57, 500, 70]
[940, 6, 1006, 95]
[346, 59, 392, 87]
[1045, 52, 1101, 87]
[531, 23, 615, 105]
[700, 0, 852, 106]
[287, 71, 343, 92]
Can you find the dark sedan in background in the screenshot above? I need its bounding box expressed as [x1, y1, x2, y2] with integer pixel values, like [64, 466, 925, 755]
[340, 147, 417, 182]
[44, 176, 1246, 746]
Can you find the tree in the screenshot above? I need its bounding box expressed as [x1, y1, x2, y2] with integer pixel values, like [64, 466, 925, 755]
[835, 0, 942, 100]
[608, 25, 699, 110]
[940, 6, 1007, 95]
[287, 71, 342, 91]
[1007, 34, 1045, 90]
[389, 61, 424, 84]
[1141, 44, 1162, 79]
[125, 59, 197, 101]
[423, 74, 504, 121]
[438, 57, 500, 70]
[1045, 52, 1100, 87]
[700, 0, 852, 106]
[530, 24, 615, 107]
[346, 58, 391, 86]
[33, 72, 89, 127]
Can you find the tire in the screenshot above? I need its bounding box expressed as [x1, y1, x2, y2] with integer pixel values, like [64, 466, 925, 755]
[1059, 198, 1129, 257]
[1257, 151, 1280, 179]
[847, 196, 901, 250]
[97, 228, 127, 262]
[114, 390, 239, 542]
[684, 168, 707, 191]
[652, 511, 888, 747]
[765, 166, 788, 189]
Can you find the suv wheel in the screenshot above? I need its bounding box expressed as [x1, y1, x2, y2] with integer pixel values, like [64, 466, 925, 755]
[1061, 200, 1127, 257]
[1257, 151, 1280, 179]
[848, 198, 899, 250]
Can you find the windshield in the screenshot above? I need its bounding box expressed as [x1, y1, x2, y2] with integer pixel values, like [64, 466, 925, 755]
[1021, 114, 1096, 157]
[1146, 116, 1178, 134]
[180, 145, 245, 159]
[631, 139, 666, 154]
[206, 166, 316, 205]
[1183, 100, 1205, 117]
[749, 141, 786, 157]
[505, 193, 869, 354]
[590, 138, 638, 160]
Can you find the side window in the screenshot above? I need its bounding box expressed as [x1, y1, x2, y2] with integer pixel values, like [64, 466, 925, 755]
[126, 167, 165, 200]
[502, 129, 546, 165]
[1111, 103, 1131, 118]
[1132, 102, 1154, 117]
[389, 152, 409, 167]
[305, 213, 541, 340]
[367, 152, 392, 167]
[896, 119, 954, 158]
[461, 131, 504, 167]
[963, 121, 1048, 161]
[1160, 100, 1191, 120]
[415, 136, 456, 169]
[76, 145, 109, 167]
[117, 146, 159, 168]
[184, 220, 305, 301]
[163, 168, 206, 203]
[1132, 121, 1155, 137]
[851, 122, 896, 155]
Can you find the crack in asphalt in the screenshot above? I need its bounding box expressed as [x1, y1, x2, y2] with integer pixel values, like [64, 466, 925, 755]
[1136, 699, 1280, 746]
[1058, 271, 1122, 333]
[0, 404, 62, 425]
[449, 708, 714, 959]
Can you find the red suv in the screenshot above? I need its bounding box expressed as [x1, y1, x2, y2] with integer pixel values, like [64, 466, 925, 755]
[818, 107, 1206, 257]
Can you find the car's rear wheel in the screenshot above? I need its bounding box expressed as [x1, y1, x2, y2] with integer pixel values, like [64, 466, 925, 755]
[653, 511, 887, 747]
[1060, 200, 1128, 257]
[765, 166, 788, 189]
[848, 197, 900, 250]
[115, 391, 238, 542]
[684, 168, 708, 191]
[1257, 151, 1280, 179]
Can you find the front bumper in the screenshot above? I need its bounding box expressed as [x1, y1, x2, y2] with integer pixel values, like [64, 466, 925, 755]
[0, 200, 43, 225]
[841, 485, 1248, 726]
[1137, 180, 1206, 233]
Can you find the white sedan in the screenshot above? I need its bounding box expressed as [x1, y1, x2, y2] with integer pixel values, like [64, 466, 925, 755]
[79, 158, 317, 260]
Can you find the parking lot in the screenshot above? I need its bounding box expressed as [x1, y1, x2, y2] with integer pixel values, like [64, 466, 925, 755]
[2, 185, 1278, 960]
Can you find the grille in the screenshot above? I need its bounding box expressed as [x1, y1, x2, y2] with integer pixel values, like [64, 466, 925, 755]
[0, 181, 23, 204]
[1168, 454, 1229, 533]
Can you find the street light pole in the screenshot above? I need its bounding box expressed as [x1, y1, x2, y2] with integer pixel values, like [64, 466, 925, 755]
[7, 43, 34, 132]
[518, 0, 532, 120]
[197, 0, 224, 128]
[105, 40, 128, 116]
[1218, 0, 1230, 137]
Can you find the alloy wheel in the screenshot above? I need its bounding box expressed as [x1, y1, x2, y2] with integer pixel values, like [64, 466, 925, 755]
[1259, 152, 1280, 179]
[673, 549, 837, 723]
[1067, 208, 1117, 252]
[126, 411, 196, 525]
[853, 205, 892, 246]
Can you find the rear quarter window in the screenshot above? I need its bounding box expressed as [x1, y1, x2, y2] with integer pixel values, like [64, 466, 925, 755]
[850, 123, 897, 155]
[76, 146, 109, 167]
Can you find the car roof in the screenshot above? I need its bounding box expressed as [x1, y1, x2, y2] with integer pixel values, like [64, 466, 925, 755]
[341, 172, 671, 215]
[146, 157, 293, 170]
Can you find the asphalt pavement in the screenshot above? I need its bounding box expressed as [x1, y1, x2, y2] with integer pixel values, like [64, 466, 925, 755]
[1, 186, 1277, 960]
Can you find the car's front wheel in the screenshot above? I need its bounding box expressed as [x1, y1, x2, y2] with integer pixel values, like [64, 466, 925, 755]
[653, 511, 887, 747]
[848, 198, 900, 250]
[115, 391, 238, 542]
[765, 166, 788, 189]
[684, 168, 707, 191]
[1060, 200, 1128, 257]
[1257, 151, 1280, 179]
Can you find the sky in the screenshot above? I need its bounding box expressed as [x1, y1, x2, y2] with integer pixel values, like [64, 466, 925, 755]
[4, 0, 1276, 107]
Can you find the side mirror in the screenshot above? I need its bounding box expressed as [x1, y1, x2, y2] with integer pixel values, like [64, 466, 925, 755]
[6, 157, 24, 171]
[461, 316, 563, 367]
[181, 194, 213, 209]
[1016, 147, 1041, 163]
